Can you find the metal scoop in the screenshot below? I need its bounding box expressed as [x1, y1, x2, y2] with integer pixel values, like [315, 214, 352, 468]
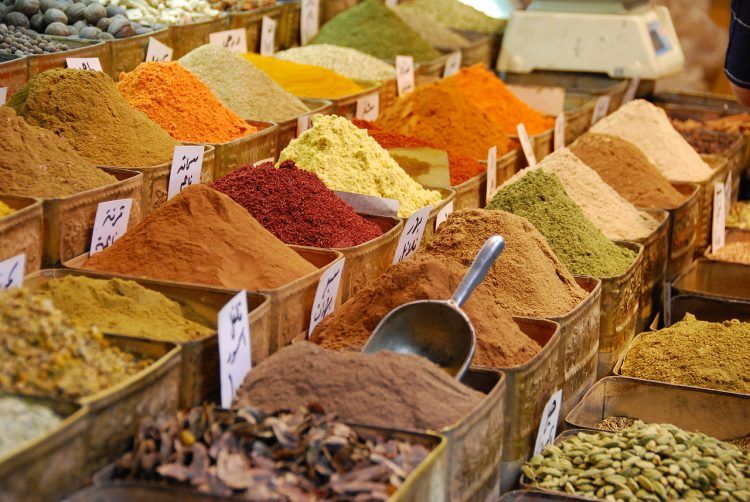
[362, 235, 506, 379]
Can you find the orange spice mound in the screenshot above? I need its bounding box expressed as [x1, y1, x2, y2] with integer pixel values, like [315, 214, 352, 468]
[117, 62, 256, 144]
[375, 78, 510, 160]
[447, 65, 553, 135]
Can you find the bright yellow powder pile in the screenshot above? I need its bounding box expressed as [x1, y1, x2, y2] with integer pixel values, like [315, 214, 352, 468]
[0, 202, 15, 218]
[242, 53, 364, 99]
[278, 115, 442, 217]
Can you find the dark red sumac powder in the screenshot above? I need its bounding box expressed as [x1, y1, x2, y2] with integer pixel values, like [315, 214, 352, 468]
[210, 160, 383, 248]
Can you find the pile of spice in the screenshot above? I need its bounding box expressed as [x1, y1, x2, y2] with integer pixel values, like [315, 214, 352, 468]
[447, 65, 553, 135]
[211, 0, 273, 10]
[179, 45, 308, 123]
[393, 3, 469, 50]
[311, 0, 441, 62]
[702, 113, 750, 134]
[275, 45, 396, 82]
[728, 201, 750, 229]
[621, 314, 750, 394]
[111, 405, 432, 499]
[354, 119, 484, 185]
[0, 23, 69, 56]
[707, 241, 750, 265]
[34, 276, 214, 343]
[0, 288, 151, 401]
[401, 0, 504, 33]
[488, 170, 637, 277]
[376, 78, 510, 159]
[0, 107, 117, 198]
[311, 254, 541, 368]
[234, 342, 482, 431]
[0, 396, 62, 457]
[242, 53, 363, 99]
[84, 185, 316, 290]
[672, 119, 739, 154]
[424, 209, 588, 318]
[117, 62, 256, 144]
[7, 69, 177, 167]
[99, 0, 219, 25]
[211, 160, 383, 248]
[595, 416, 636, 432]
[0, 202, 14, 218]
[278, 115, 441, 217]
[522, 422, 750, 500]
[569, 133, 687, 209]
[591, 100, 714, 182]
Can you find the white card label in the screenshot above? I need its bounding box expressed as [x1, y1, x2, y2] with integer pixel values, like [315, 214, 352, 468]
[0, 253, 25, 290]
[622, 76, 641, 104]
[435, 200, 454, 231]
[145, 37, 173, 62]
[89, 198, 132, 256]
[554, 113, 565, 151]
[726, 171, 733, 211]
[443, 50, 462, 78]
[209, 28, 247, 53]
[393, 205, 431, 264]
[333, 191, 399, 217]
[301, 0, 320, 45]
[396, 55, 415, 96]
[591, 96, 611, 125]
[308, 258, 345, 336]
[712, 182, 726, 253]
[168, 146, 204, 200]
[0, 87, 7, 106]
[485, 145, 498, 201]
[66, 57, 102, 71]
[533, 389, 563, 456]
[260, 16, 277, 56]
[517, 123, 537, 167]
[355, 93, 379, 121]
[218, 290, 252, 408]
[297, 114, 313, 136]
[385, 0, 398, 6]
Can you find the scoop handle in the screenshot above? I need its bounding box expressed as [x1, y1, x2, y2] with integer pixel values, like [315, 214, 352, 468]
[451, 235, 505, 307]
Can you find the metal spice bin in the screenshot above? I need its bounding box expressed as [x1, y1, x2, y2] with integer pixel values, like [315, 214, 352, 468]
[169, 14, 230, 59]
[275, 98, 334, 155]
[701, 138, 745, 202]
[666, 294, 750, 325]
[511, 127, 554, 171]
[228, 4, 285, 53]
[563, 93, 597, 145]
[705, 228, 750, 265]
[633, 209, 669, 333]
[24, 268, 272, 408]
[104, 27, 171, 80]
[202, 121, 279, 180]
[454, 149, 517, 210]
[278, 0, 301, 50]
[672, 258, 750, 302]
[418, 188, 457, 245]
[0, 195, 43, 275]
[664, 182, 701, 280]
[26, 37, 109, 78]
[0, 54, 27, 97]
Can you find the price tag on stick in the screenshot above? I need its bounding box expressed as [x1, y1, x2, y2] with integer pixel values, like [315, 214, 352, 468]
[485, 146, 497, 201]
[591, 95, 611, 125]
[66, 57, 102, 71]
[300, 0, 320, 45]
[0, 253, 25, 290]
[726, 171, 733, 211]
[218, 290, 252, 408]
[712, 181, 727, 254]
[260, 16, 277, 56]
[355, 93, 379, 121]
[517, 123, 537, 167]
[443, 50, 462, 78]
[395, 55, 415, 96]
[209, 28, 247, 53]
[89, 198, 132, 256]
[622, 75, 641, 104]
[308, 258, 345, 335]
[533, 389, 563, 455]
[435, 200, 454, 231]
[393, 205, 431, 264]
[554, 113, 565, 151]
[168, 146, 204, 200]
[145, 37, 173, 62]
[0, 87, 7, 106]
[297, 114, 313, 136]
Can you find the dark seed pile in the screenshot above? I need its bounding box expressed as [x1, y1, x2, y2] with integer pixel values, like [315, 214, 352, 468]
[0, 22, 68, 55]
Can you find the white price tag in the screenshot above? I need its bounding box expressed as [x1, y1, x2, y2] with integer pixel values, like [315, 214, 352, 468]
[622, 76, 641, 104]
[395, 55, 415, 96]
[485, 145, 497, 201]
[209, 28, 247, 54]
[297, 114, 313, 136]
[301, 0, 320, 45]
[355, 93, 379, 121]
[443, 50, 462, 78]
[253, 157, 275, 167]
[516, 123, 537, 167]
[218, 290, 252, 408]
[533, 389, 563, 456]
[0, 253, 25, 290]
[0, 87, 7, 106]
[66, 57, 102, 71]
[385, 0, 398, 6]
[726, 171, 733, 210]
[393, 205, 431, 264]
[260, 16, 277, 56]
[554, 113, 565, 151]
[145, 37, 173, 62]
[89, 198, 132, 256]
[168, 145, 204, 200]
[333, 191, 399, 217]
[591, 96, 611, 125]
[308, 258, 345, 336]
[712, 182, 726, 253]
[435, 200, 454, 231]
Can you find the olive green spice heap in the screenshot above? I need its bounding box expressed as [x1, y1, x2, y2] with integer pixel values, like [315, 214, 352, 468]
[522, 421, 750, 500]
[487, 170, 636, 277]
[402, 0, 504, 33]
[620, 314, 750, 395]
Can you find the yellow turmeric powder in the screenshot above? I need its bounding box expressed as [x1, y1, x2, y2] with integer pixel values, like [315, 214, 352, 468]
[242, 53, 364, 99]
[0, 201, 14, 218]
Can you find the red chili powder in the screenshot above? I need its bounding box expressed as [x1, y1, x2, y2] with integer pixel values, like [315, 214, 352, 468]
[210, 160, 383, 248]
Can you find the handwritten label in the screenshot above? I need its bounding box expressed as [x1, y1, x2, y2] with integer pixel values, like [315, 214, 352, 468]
[591, 95, 611, 125]
[393, 205, 431, 264]
[517, 123, 537, 167]
[443, 50, 462, 78]
[712, 182, 726, 253]
[355, 93, 379, 121]
[308, 258, 345, 335]
[0, 87, 7, 106]
[435, 200, 454, 231]
[554, 113, 565, 151]
[260, 16, 277, 56]
[622, 75, 641, 104]
[218, 290, 252, 408]
[89, 198, 132, 256]
[66, 57, 102, 71]
[145, 37, 173, 62]
[333, 191, 399, 217]
[533, 389, 563, 455]
[209, 28, 247, 53]
[168, 146, 204, 200]
[300, 0, 319, 45]
[485, 145, 497, 201]
[0, 254, 25, 290]
[395, 55, 415, 96]
[297, 114, 313, 136]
